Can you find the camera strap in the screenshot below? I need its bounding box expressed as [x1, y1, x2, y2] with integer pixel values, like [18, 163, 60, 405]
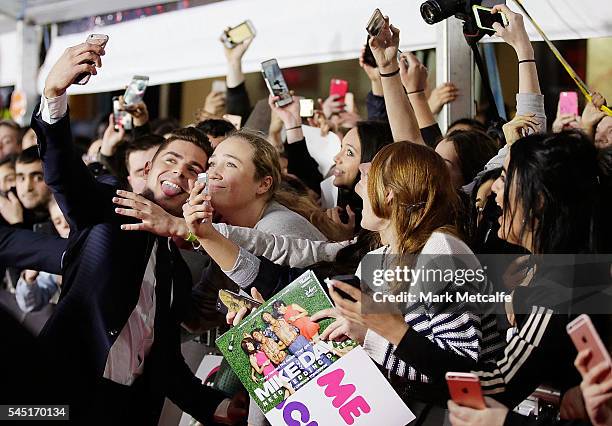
[512, 0, 612, 116]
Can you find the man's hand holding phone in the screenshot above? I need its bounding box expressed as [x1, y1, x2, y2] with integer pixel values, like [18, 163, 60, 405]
[44, 42, 106, 98]
[101, 114, 126, 157]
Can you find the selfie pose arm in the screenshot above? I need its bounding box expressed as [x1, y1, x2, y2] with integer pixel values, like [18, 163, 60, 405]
[32, 42, 110, 231]
[369, 17, 424, 145]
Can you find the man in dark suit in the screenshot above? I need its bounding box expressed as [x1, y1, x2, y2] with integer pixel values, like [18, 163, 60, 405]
[32, 42, 245, 424]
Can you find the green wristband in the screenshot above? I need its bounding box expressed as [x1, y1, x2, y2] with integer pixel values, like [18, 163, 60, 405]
[185, 231, 198, 243]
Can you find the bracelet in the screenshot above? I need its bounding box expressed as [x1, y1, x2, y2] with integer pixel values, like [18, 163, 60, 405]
[518, 59, 536, 64]
[379, 68, 400, 78]
[185, 231, 198, 243]
[407, 89, 425, 95]
[286, 125, 302, 131]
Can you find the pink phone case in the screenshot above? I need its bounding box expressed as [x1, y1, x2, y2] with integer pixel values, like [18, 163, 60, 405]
[567, 314, 612, 372]
[559, 92, 579, 116]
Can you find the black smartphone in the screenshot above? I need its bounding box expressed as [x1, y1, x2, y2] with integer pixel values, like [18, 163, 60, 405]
[216, 289, 262, 315]
[328, 274, 361, 302]
[363, 36, 377, 68]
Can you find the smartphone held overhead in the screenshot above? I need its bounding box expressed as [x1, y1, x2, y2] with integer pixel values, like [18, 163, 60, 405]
[472, 5, 508, 33]
[221, 20, 256, 49]
[75, 34, 108, 85]
[261, 58, 292, 107]
[366, 8, 385, 37]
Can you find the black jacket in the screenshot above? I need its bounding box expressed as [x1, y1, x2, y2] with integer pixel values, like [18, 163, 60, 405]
[31, 110, 225, 424]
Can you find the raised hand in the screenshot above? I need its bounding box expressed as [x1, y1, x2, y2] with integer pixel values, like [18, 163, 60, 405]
[319, 94, 345, 119]
[491, 5, 532, 59]
[113, 190, 188, 238]
[203, 91, 226, 117]
[101, 114, 126, 157]
[368, 16, 400, 73]
[502, 114, 540, 145]
[222, 34, 254, 65]
[399, 52, 428, 93]
[44, 43, 105, 98]
[268, 94, 301, 129]
[428, 83, 459, 115]
[120, 98, 149, 127]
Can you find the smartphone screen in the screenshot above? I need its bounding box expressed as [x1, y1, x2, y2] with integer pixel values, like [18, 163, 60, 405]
[446, 372, 486, 410]
[473, 6, 507, 31]
[261, 59, 292, 107]
[366, 8, 385, 37]
[559, 92, 579, 116]
[567, 314, 612, 372]
[227, 21, 255, 45]
[123, 75, 149, 105]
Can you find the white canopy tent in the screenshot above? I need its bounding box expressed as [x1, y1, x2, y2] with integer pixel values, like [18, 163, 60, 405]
[0, 0, 611, 92]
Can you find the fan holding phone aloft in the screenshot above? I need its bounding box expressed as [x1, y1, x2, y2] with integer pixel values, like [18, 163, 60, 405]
[261, 59, 292, 107]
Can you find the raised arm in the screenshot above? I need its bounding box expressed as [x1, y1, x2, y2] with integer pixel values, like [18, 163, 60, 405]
[399, 52, 437, 129]
[369, 17, 424, 145]
[492, 5, 546, 131]
[223, 35, 253, 121]
[33, 42, 111, 231]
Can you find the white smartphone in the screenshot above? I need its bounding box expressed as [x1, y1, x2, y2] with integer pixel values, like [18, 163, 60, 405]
[75, 34, 108, 85]
[212, 80, 227, 93]
[473, 5, 508, 32]
[300, 99, 314, 118]
[197, 172, 210, 223]
[123, 75, 149, 105]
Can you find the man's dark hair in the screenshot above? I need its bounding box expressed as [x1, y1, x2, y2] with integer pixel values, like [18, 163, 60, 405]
[152, 127, 213, 163]
[448, 118, 487, 133]
[0, 153, 18, 169]
[0, 120, 20, 132]
[16, 146, 41, 165]
[124, 134, 165, 171]
[150, 118, 180, 136]
[195, 119, 235, 138]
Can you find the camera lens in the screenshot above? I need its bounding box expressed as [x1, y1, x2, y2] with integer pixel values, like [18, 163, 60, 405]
[420, 0, 468, 25]
[420, 1, 444, 24]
